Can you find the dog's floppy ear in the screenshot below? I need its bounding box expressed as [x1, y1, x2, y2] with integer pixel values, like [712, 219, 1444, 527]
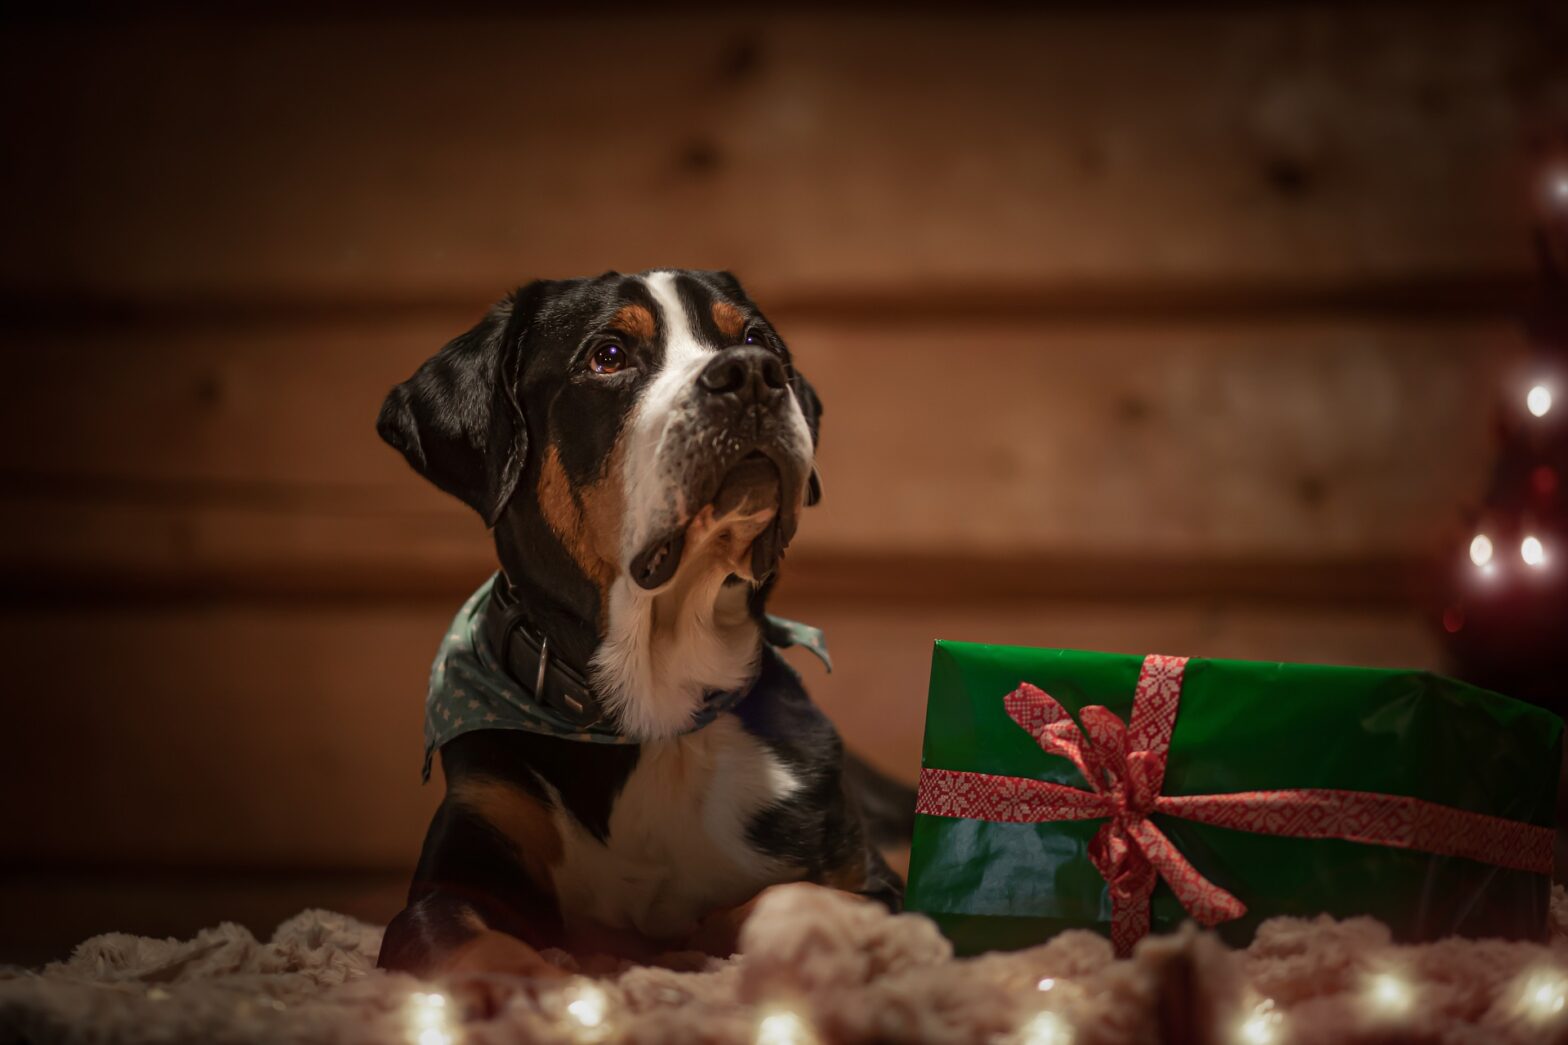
[377, 287, 535, 526]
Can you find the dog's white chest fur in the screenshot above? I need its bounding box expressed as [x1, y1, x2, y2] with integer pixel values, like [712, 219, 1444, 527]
[547, 715, 804, 940]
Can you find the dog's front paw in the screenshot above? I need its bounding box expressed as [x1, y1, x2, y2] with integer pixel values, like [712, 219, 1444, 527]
[686, 883, 845, 957]
[683, 898, 757, 957]
[442, 928, 573, 979]
[422, 929, 571, 1018]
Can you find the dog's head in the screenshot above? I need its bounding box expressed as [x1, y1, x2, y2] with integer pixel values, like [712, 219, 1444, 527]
[378, 270, 821, 730]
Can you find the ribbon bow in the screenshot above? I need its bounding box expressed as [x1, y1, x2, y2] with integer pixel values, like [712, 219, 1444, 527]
[916, 654, 1554, 957]
[1004, 670, 1244, 955]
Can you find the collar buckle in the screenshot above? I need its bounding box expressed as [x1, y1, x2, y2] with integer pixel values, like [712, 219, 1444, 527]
[534, 634, 552, 702]
[485, 580, 607, 730]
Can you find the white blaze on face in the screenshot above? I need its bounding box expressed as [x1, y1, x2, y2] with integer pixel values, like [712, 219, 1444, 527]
[619, 271, 718, 570]
[592, 270, 817, 740]
[617, 271, 814, 576]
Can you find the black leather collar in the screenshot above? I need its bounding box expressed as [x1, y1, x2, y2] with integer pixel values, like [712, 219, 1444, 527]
[482, 580, 608, 729]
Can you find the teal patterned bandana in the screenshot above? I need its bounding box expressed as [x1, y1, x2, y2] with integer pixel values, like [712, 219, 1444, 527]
[422, 573, 830, 780]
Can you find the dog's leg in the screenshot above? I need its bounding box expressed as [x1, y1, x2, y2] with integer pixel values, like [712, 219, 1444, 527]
[379, 889, 568, 980]
[841, 839, 905, 912]
[683, 740, 910, 957]
[378, 790, 570, 980]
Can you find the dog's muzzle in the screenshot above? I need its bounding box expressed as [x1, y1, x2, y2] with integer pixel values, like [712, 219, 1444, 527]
[629, 346, 812, 590]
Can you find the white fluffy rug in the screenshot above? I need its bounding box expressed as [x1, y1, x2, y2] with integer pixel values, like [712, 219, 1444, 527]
[4, 884, 1568, 1044]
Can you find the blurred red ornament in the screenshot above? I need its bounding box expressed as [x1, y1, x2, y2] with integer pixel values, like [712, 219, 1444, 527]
[1434, 158, 1568, 714]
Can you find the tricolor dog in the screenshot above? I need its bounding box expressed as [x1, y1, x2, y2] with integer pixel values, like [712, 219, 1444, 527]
[375, 269, 909, 978]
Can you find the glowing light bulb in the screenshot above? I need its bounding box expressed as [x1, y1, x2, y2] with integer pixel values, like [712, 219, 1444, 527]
[1036, 977, 1057, 992]
[1519, 970, 1568, 1021]
[1019, 1010, 1073, 1045]
[1528, 385, 1553, 418]
[566, 983, 609, 1029]
[1532, 982, 1566, 1014]
[1236, 999, 1283, 1045]
[756, 1009, 814, 1045]
[407, 992, 453, 1045]
[1469, 533, 1494, 567]
[1366, 973, 1411, 1015]
[1522, 535, 1546, 568]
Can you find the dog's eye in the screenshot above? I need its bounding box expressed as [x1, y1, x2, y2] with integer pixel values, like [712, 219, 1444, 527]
[743, 324, 791, 368]
[589, 343, 627, 375]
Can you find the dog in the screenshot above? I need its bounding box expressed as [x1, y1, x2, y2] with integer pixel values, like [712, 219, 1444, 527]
[374, 269, 911, 979]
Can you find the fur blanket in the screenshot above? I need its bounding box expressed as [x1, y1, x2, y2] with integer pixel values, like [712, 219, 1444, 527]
[4, 885, 1568, 1044]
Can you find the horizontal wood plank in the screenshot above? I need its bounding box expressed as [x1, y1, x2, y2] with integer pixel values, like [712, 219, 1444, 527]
[793, 317, 1513, 558]
[1, 598, 1443, 868]
[1, 7, 1559, 303]
[0, 528, 1428, 608]
[0, 316, 1517, 584]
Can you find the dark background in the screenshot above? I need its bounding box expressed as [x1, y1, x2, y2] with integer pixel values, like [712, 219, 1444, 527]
[3, 3, 1566, 965]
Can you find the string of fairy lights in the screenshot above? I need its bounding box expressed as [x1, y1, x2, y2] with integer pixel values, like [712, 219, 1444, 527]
[382, 958, 1568, 1044]
[1447, 159, 1567, 631]
[1466, 377, 1554, 576]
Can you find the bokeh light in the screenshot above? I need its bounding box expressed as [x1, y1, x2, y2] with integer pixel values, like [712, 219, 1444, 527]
[563, 981, 611, 1039]
[1235, 999, 1283, 1045]
[756, 1008, 815, 1045]
[1528, 385, 1553, 418]
[1365, 972, 1412, 1016]
[406, 991, 454, 1045]
[1019, 1010, 1073, 1045]
[1521, 535, 1546, 568]
[1469, 533, 1494, 567]
[1517, 969, 1568, 1022]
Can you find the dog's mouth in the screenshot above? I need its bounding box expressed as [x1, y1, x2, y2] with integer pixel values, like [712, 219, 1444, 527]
[629, 447, 804, 591]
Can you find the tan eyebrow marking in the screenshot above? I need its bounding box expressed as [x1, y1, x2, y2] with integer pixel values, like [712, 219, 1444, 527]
[712, 300, 747, 341]
[609, 303, 655, 341]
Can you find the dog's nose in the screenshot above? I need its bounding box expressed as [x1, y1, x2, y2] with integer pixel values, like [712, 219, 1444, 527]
[697, 346, 788, 405]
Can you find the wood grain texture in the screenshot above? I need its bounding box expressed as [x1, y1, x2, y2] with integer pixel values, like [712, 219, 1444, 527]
[0, 5, 1526, 889]
[0, 598, 1442, 868]
[1, 7, 1560, 304]
[793, 317, 1515, 558]
[0, 315, 1518, 592]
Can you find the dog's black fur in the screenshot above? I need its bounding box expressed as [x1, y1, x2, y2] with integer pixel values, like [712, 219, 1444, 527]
[375, 270, 909, 977]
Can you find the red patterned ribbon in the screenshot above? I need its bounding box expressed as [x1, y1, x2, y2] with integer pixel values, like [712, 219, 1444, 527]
[915, 654, 1555, 957]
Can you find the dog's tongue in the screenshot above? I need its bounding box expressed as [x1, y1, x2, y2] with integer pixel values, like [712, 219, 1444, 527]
[629, 452, 804, 591]
[720, 453, 796, 582]
[630, 529, 687, 590]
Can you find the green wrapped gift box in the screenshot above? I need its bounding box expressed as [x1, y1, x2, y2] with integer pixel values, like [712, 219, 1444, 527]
[905, 642, 1562, 957]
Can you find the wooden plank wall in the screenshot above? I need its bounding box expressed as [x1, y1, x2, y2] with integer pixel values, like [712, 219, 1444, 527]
[3, 6, 1564, 890]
